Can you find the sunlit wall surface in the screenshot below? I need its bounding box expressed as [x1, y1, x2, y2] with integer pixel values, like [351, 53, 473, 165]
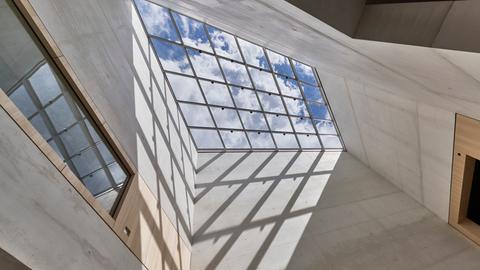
[134, 0, 343, 151]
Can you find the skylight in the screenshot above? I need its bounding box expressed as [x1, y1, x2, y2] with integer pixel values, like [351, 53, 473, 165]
[134, 0, 343, 151]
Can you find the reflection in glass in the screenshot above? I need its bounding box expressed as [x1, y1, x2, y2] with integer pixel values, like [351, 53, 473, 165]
[298, 134, 321, 148]
[238, 38, 269, 70]
[152, 38, 193, 75]
[293, 60, 316, 85]
[220, 130, 250, 149]
[315, 120, 337, 134]
[265, 114, 292, 132]
[187, 48, 223, 81]
[290, 117, 315, 133]
[308, 102, 331, 120]
[199, 81, 233, 107]
[238, 111, 268, 130]
[218, 59, 252, 88]
[273, 133, 298, 148]
[171, 12, 212, 52]
[257, 92, 285, 114]
[248, 132, 275, 148]
[167, 73, 205, 103]
[191, 128, 223, 149]
[179, 103, 215, 127]
[206, 25, 242, 61]
[302, 84, 323, 103]
[248, 67, 278, 93]
[320, 135, 342, 148]
[135, 0, 179, 42]
[266, 50, 294, 78]
[284, 97, 309, 117]
[210, 107, 242, 129]
[230, 87, 261, 110]
[275, 75, 302, 98]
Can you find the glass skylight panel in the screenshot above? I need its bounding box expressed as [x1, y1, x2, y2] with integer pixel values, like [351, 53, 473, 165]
[171, 12, 213, 53]
[238, 38, 269, 70]
[152, 39, 193, 75]
[134, 0, 343, 151]
[266, 50, 294, 78]
[134, 0, 180, 42]
[206, 25, 242, 61]
[167, 73, 205, 103]
[218, 59, 252, 87]
[220, 130, 250, 148]
[199, 81, 233, 107]
[31, 114, 51, 139]
[45, 96, 78, 132]
[29, 64, 62, 105]
[9, 86, 36, 118]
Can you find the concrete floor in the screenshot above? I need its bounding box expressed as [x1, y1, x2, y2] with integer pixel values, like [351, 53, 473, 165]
[192, 151, 480, 270]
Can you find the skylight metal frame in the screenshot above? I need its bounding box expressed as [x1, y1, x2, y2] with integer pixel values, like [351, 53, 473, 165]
[133, 0, 344, 152]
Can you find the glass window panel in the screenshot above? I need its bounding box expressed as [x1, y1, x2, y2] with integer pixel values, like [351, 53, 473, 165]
[45, 96, 77, 132]
[9, 86, 37, 118]
[238, 111, 268, 130]
[109, 162, 127, 185]
[257, 92, 285, 114]
[293, 60, 317, 85]
[167, 73, 204, 103]
[187, 48, 224, 81]
[321, 135, 342, 149]
[179, 103, 214, 127]
[82, 168, 112, 196]
[220, 130, 249, 149]
[98, 142, 115, 165]
[29, 64, 62, 105]
[218, 59, 251, 88]
[152, 38, 193, 75]
[206, 25, 242, 61]
[315, 120, 337, 134]
[30, 114, 51, 140]
[284, 97, 309, 117]
[60, 123, 90, 156]
[298, 134, 321, 149]
[199, 81, 233, 107]
[308, 102, 331, 120]
[210, 107, 242, 129]
[291, 117, 315, 133]
[275, 75, 302, 98]
[71, 148, 103, 177]
[247, 132, 275, 148]
[265, 114, 292, 132]
[96, 189, 119, 212]
[171, 12, 212, 52]
[273, 133, 298, 148]
[302, 84, 323, 103]
[134, 0, 180, 42]
[248, 67, 278, 93]
[48, 140, 65, 160]
[86, 121, 101, 143]
[230, 87, 260, 110]
[238, 38, 269, 70]
[266, 50, 294, 78]
[191, 128, 223, 149]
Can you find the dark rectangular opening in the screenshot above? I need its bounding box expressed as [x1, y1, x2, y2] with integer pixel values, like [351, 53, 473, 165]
[467, 159, 480, 225]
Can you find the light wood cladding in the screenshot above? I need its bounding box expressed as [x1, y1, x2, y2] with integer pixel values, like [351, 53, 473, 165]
[450, 114, 480, 245]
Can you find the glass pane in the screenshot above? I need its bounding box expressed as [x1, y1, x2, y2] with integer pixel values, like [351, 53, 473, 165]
[284, 97, 309, 117]
[265, 114, 292, 132]
[171, 12, 213, 52]
[167, 73, 204, 103]
[30, 114, 51, 140]
[179, 103, 214, 127]
[49, 140, 65, 160]
[218, 59, 251, 88]
[302, 84, 323, 103]
[298, 134, 321, 149]
[97, 142, 115, 164]
[206, 25, 242, 61]
[86, 121, 101, 143]
[45, 96, 77, 132]
[273, 133, 298, 148]
[238, 111, 268, 130]
[190, 128, 223, 149]
[29, 64, 62, 105]
[266, 50, 294, 78]
[187, 48, 224, 81]
[321, 135, 342, 149]
[210, 107, 242, 129]
[275, 75, 302, 98]
[220, 130, 250, 149]
[82, 168, 112, 196]
[315, 120, 337, 134]
[291, 117, 315, 133]
[248, 67, 278, 93]
[247, 132, 275, 148]
[134, 0, 180, 42]
[257, 92, 285, 114]
[230, 87, 260, 110]
[71, 148, 102, 177]
[109, 162, 127, 185]
[293, 60, 316, 85]
[9, 85, 37, 118]
[96, 189, 119, 212]
[60, 123, 90, 156]
[199, 80, 233, 107]
[308, 102, 331, 120]
[152, 38, 193, 75]
[238, 38, 269, 70]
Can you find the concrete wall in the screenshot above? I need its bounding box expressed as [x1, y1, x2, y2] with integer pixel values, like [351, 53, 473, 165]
[28, 0, 197, 248]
